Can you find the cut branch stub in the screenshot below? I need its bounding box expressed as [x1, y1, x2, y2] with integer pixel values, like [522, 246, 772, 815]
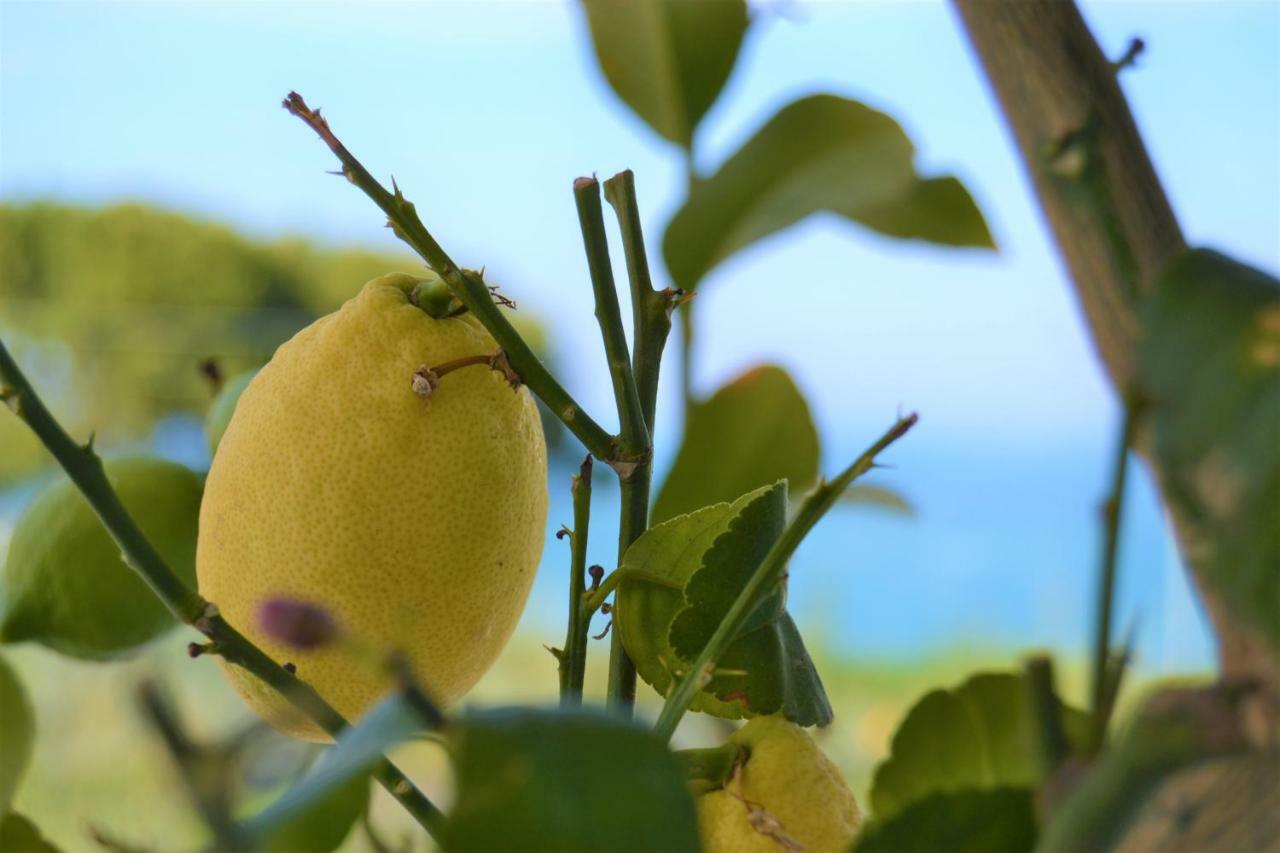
[411, 350, 523, 401]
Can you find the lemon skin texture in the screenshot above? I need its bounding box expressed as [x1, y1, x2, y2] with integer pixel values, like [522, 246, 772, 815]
[197, 273, 548, 740]
[0, 456, 202, 659]
[698, 716, 863, 852]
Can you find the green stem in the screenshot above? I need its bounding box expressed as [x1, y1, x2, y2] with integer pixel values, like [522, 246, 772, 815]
[1024, 655, 1069, 777]
[573, 176, 650, 459]
[560, 456, 593, 706]
[593, 170, 675, 714]
[652, 414, 918, 742]
[603, 169, 673, 432]
[580, 568, 681, 618]
[283, 91, 618, 468]
[1088, 397, 1137, 753]
[137, 681, 245, 850]
[0, 338, 446, 841]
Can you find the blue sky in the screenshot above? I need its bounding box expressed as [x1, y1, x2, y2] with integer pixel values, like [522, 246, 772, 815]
[2, 0, 1277, 669]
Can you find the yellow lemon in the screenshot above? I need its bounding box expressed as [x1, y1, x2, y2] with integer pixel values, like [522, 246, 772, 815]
[197, 272, 548, 740]
[698, 716, 863, 852]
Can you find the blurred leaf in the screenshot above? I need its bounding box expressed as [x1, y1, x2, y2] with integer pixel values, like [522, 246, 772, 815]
[616, 484, 832, 726]
[242, 694, 417, 844]
[580, 0, 748, 148]
[445, 706, 699, 853]
[0, 654, 35, 814]
[663, 94, 994, 291]
[1138, 248, 1280, 653]
[870, 672, 1087, 821]
[255, 771, 368, 853]
[841, 483, 914, 515]
[0, 812, 61, 853]
[1037, 685, 1258, 853]
[0, 457, 202, 660]
[854, 788, 1036, 853]
[653, 365, 820, 525]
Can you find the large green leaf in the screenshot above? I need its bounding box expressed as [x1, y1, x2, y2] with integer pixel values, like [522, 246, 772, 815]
[663, 94, 995, 290]
[653, 365, 820, 525]
[445, 706, 699, 853]
[869, 672, 1087, 822]
[1139, 248, 1280, 652]
[615, 484, 832, 726]
[579, 0, 748, 148]
[0, 653, 34, 815]
[854, 788, 1036, 853]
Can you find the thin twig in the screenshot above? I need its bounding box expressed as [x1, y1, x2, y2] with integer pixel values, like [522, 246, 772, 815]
[573, 176, 649, 461]
[560, 455, 594, 705]
[282, 91, 618, 466]
[1025, 655, 1070, 776]
[136, 681, 244, 850]
[652, 414, 918, 742]
[1088, 396, 1138, 753]
[0, 338, 446, 840]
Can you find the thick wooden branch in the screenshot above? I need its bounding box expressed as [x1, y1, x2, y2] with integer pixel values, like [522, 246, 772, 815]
[952, 0, 1183, 387]
[952, 0, 1278, 693]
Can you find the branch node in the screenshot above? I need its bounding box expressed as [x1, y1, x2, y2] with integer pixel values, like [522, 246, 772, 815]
[1111, 37, 1145, 73]
[193, 601, 221, 635]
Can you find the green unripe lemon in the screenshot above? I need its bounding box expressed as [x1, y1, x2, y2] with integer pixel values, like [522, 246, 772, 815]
[197, 273, 548, 740]
[0, 457, 201, 659]
[698, 716, 863, 852]
[205, 368, 260, 455]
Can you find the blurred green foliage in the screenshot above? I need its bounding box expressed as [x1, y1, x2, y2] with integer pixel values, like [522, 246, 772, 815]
[0, 202, 552, 483]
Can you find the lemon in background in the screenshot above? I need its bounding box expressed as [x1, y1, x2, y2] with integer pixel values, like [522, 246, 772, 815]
[0, 457, 201, 659]
[698, 716, 863, 852]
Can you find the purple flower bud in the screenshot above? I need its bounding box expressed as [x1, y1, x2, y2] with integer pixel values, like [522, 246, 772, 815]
[257, 597, 340, 650]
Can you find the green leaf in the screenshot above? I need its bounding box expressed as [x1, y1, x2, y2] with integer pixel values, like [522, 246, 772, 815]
[1138, 248, 1280, 653]
[653, 365, 820, 525]
[242, 693, 416, 844]
[445, 706, 699, 853]
[870, 672, 1087, 822]
[663, 94, 995, 290]
[1037, 686, 1258, 853]
[0, 653, 34, 815]
[853, 788, 1036, 853]
[579, 0, 748, 148]
[0, 812, 61, 853]
[615, 484, 832, 726]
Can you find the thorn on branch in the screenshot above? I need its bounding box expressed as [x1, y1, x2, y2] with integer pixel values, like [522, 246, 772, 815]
[545, 645, 566, 663]
[1111, 37, 1145, 73]
[600, 602, 612, 615]
[588, 565, 604, 591]
[556, 525, 571, 541]
[663, 287, 694, 315]
[187, 641, 217, 659]
[592, 620, 612, 641]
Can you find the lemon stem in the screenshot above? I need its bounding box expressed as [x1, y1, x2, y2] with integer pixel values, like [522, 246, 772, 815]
[0, 337, 448, 841]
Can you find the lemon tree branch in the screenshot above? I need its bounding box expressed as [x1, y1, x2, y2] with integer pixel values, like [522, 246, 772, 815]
[283, 91, 620, 468]
[559, 455, 594, 705]
[652, 414, 918, 742]
[0, 337, 446, 841]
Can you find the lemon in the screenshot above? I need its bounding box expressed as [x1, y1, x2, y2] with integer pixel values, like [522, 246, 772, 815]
[0, 457, 201, 659]
[698, 716, 863, 852]
[205, 368, 259, 455]
[197, 272, 548, 740]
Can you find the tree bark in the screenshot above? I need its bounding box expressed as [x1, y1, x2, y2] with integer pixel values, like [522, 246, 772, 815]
[951, 0, 1279, 695]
